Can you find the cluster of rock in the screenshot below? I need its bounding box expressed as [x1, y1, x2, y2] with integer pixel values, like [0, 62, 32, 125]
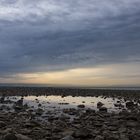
[0, 95, 140, 140]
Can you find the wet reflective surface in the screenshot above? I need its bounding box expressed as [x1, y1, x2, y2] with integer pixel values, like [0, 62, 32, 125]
[1, 95, 126, 113]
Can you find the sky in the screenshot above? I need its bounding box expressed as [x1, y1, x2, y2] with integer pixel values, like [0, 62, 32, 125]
[0, 0, 140, 86]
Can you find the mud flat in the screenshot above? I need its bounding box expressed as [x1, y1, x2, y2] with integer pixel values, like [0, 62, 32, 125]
[0, 87, 140, 140]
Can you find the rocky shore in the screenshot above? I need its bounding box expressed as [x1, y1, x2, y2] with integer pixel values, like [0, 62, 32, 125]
[0, 87, 140, 100]
[0, 87, 140, 140]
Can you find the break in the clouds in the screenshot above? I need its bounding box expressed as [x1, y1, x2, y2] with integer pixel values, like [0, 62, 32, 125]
[0, 0, 140, 86]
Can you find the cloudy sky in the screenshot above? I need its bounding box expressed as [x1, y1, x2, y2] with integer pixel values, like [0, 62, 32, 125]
[0, 0, 140, 86]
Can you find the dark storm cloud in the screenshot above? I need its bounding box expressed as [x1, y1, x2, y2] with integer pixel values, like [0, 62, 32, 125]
[0, 0, 140, 77]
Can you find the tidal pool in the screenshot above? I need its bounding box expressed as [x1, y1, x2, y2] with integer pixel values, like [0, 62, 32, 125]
[3, 95, 126, 113]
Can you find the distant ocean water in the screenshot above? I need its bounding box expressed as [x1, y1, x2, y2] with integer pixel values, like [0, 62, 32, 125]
[89, 87, 140, 91]
[0, 83, 140, 90]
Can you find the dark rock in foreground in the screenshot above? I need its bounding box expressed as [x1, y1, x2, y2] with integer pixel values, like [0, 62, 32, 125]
[0, 102, 140, 140]
[0, 87, 140, 140]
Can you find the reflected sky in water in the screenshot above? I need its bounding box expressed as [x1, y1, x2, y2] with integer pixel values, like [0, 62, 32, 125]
[5, 95, 126, 113]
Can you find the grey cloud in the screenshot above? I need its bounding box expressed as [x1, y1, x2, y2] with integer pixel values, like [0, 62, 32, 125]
[0, 0, 140, 78]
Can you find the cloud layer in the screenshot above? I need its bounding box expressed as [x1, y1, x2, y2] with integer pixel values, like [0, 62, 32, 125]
[0, 0, 140, 85]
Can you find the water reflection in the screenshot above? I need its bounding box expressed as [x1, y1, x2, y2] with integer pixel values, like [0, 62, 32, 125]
[4, 95, 126, 112]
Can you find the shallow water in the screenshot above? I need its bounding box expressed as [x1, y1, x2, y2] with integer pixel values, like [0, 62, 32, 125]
[2, 95, 126, 113]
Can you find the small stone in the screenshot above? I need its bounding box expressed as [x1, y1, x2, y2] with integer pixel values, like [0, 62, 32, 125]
[36, 108, 44, 115]
[120, 134, 129, 140]
[94, 135, 104, 140]
[118, 127, 127, 133]
[99, 107, 107, 112]
[97, 102, 104, 108]
[126, 121, 137, 127]
[16, 134, 32, 140]
[126, 101, 137, 109]
[0, 121, 6, 128]
[73, 128, 92, 138]
[16, 99, 23, 106]
[38, 103, 42, 107]
[77, 104, 85, 108]
[1, 128, 13, 134]
[4, 133, 17, 140]
[14, 105, 23, 111]
[61, 135, 75, 140]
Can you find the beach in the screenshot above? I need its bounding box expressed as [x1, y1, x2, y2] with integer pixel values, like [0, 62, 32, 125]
[1, 0, 140, 139]
[0, 87, 140, 140]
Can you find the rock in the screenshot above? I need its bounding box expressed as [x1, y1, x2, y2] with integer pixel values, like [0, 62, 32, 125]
[25, 120, 40, 128]
[16, 98, 23, 106]
[102, 131, 110, 138]
[24, 122, 36, 128]
[54, 120, 67, 128]
[61, 135, 75, 140]
[106, 135, 119, 140]
[94, 122, 103, 127]
[0, 121, 6, 128]
[18, 112, 28, 116]
[4, 133, 17, 140]
[86, 109, 95, 114]
[0, 105, 10, 111]
[38, 103, 42, 107]
[63, 108, 77, 115]
[126, 121, 137, 127]
[114, 103, 124, 108]
[1, 128, 13, 134]
[59, 114, 70, 121]
[118, 127, 127, 133]
[58, 103, 69, 105]
[120, 134, 129, 140]
[52, 135, 62, 139]
[97, 102, 104, 108]
[36, 108, 44, 115]
[1, 92, 140, 140]
[16, 134, 32, 140]
[62, 129, 74, 137]
[18, 129, 31, 135]
[94, 135, 104, 140]
[77, 104, 85, 108]
[126, 115, 137, 121]
[126, 101, 137, 109]
[73, 128, 92, 138]
[13, 105, 23, 111]
[117, 100, 120, 103]
[0, 96, 5, 103]
[99, 107, 107, 112]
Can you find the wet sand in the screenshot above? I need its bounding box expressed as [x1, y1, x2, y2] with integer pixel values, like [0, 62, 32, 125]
[0, 87, 140, 140]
